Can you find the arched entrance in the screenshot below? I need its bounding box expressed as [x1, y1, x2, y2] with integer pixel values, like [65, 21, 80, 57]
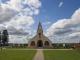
[37, 40, 43, 47]
[44, 41, 49, 46]
[30, 41, 35, 47]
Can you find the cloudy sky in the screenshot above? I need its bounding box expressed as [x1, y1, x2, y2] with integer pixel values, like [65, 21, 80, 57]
[0, 0, 80, 43]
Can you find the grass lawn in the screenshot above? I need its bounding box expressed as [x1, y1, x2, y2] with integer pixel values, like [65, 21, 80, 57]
[44, 50, 80, 60]
[0, 48, 36, 60]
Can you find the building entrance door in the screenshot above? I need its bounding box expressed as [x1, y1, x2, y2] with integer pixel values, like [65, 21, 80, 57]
[37, 40, 43, 47]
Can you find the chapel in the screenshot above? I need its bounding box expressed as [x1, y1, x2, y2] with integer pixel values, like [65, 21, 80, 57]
[28, 22, 52, 48]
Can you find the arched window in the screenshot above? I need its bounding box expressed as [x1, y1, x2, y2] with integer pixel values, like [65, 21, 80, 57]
[44, 41, 49, 46]
[30, 41, 35, 46]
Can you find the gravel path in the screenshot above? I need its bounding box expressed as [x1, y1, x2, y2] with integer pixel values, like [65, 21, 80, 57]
[33, 49, 44, 60]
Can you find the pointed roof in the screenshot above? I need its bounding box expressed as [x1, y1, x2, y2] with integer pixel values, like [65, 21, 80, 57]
[37, 21, 43, 33]
[38, 22, 42, 28]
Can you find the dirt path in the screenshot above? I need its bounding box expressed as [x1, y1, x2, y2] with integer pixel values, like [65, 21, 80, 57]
[33, 49, 44, 60]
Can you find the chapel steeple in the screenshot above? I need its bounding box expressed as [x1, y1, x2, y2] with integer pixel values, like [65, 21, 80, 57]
[37, 22, 43, 34]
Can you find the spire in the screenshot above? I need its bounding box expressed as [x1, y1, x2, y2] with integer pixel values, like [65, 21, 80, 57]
[37, 21, 43, 34]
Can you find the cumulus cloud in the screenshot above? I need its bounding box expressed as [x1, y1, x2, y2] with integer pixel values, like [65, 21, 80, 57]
[46, 8, 80, 43]
[0, 24, 6, 31]
[5, 15, 34, 35]
[0, 0, 41, 34]
[0, 0, 41, 43]
[9, 35, 28, 43]
[6, 15, 34, 28]
[0, 6, 17, 23]
[1, 0, 41, 11]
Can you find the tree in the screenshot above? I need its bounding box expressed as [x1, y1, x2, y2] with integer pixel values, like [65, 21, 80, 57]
[2, 30, 9, 46]
[0, 31, 1, 46]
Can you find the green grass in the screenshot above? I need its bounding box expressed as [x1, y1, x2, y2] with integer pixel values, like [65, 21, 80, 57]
[0, 49, 36, 60]
[44, 50, 80, 60]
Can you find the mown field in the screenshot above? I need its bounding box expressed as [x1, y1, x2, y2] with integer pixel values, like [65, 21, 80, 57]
[44, 50, 80, 60]
[0, 48, 36, 60]
[0, 48, 80, 60]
